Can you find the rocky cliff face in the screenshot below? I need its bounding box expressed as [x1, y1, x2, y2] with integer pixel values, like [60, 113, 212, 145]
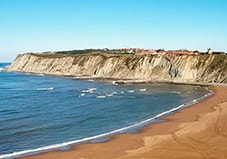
[7, 53, 227, 84]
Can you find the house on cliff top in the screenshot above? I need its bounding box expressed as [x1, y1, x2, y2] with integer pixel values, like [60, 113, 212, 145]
[207, 48, 226, 54]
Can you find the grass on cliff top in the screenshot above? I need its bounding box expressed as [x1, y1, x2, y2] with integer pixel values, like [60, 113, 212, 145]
[56, 49, 106, 55]
[30, 49, 135, 58]
[55, 49, 134, 55]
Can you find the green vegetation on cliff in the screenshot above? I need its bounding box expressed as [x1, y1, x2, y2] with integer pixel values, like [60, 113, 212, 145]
[54, 49, 134, 55]
[55, 49, 106, 55]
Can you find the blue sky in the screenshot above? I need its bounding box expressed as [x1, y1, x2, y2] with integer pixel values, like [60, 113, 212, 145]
[0, 0, 227, 62]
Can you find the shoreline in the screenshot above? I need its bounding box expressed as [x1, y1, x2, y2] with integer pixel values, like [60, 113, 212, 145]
[13, 85, 227, 159]
[0, 81, 211, 159]
[6, 69, 227, 87]
[1, 70, 227, 158]
[3, 65, 227, 87]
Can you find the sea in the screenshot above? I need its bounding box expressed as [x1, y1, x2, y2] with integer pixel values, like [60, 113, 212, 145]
[0, 63, 211, 159]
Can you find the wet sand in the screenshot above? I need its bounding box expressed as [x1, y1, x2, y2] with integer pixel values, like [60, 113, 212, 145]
[20, 86, 227, 159]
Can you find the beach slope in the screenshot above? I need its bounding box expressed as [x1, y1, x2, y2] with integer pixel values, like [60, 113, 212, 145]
[19, 86, 227, 159]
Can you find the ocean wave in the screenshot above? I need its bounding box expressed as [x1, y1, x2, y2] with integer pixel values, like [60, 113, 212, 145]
[139, 88, 147, 92]
[0, 65, 10, 72]
[127, 90, 135, 93]
[170, 91, 181, 94]
[78, 93, 85, 97]
[96, 95, 106, 98]
[112, 81, 118, 85]
[36, 87, 54, 91]
[36, 74, 45, 76]
[0, 90, 213, 159]
[106, 92, 117, 97]
[82, 88, 97, 93]
[0, 114, 38, 123]
[106, 94, 113, 97]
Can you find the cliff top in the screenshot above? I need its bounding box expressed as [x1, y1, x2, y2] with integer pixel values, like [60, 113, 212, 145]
[29, 48, 226, 57]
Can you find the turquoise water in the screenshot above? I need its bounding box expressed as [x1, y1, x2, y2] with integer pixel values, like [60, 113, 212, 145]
[0, 63, 209, 158]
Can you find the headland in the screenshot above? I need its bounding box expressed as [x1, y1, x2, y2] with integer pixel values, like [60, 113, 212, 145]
[6, 49, 227, 85]
[5, 49, 227, 159]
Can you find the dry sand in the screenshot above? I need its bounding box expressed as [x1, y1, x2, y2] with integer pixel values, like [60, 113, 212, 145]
[19, 86, 227, 159]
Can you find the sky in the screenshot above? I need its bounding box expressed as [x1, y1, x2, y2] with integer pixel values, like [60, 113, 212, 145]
[0, 0, 227, 62]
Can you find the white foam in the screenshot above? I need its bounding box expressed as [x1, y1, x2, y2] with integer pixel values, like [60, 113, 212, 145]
[0, 90, 213, 159]
[139, 88, 147, 92]
[106, 92, 117, 97]
[128, 90, 135, 93]
[36, 87, 54, 91]
[170, 91, 181, 94]
[82, 88, 97, 93]
[111, 81, 118, 85]
[0, 65, 10, 72]
[96, 96, 106, 98]
[78, 93, 85, 97]
[106, 94, 113, 97]
[36, 74, 45, 76]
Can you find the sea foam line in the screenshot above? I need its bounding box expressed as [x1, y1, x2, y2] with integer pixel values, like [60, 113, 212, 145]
[0, 90, 213, 159]
[0, 65, 10, 71]
[36, 87, 54, 91]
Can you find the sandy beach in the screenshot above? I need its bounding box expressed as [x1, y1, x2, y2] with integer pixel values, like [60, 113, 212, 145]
[19, 85, 227, 159]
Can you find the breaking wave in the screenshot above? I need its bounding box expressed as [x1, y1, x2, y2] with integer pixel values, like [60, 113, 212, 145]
[36, 87, 54, 91]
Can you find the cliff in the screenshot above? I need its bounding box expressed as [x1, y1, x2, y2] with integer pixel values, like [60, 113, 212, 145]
[7, 53, 227, 84]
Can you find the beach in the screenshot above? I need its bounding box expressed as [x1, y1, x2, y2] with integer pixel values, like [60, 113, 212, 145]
[17, 85, 227, 159]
